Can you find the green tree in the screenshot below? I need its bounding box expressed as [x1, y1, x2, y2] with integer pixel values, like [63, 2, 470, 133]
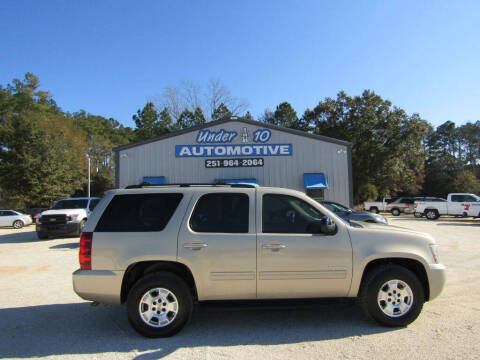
[211, 103, 232, 121]
[132, 101, 171, 140]
[0, 73, 87, 208]
[454, 171, 480, 193]
[301, 90, 429, 203]
[176, 107, 206, 130]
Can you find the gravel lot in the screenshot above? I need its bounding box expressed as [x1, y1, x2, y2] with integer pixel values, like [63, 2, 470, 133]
[1, 217, 479, 360]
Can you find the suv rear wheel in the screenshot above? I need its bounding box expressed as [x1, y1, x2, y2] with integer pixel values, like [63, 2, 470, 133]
[391, 208, 400, 216]
[126, 271, 193, 337]
[359, 265, 424, 327]
[370, 207, 379, 214]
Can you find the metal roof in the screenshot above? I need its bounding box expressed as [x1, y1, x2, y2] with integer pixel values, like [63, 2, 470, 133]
[113, 117, 351, 152]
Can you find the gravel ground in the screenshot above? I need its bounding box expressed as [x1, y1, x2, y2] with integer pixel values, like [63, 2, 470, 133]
[0, 217, 479, 360]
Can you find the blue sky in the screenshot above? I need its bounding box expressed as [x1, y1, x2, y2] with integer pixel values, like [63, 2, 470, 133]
[1, 0, 478, 128]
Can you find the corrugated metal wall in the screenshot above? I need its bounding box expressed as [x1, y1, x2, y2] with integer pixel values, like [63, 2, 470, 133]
[117, 121, 351, 206]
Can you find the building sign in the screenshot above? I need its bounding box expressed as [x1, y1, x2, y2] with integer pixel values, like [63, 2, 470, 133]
[175, 128, 293, 158]
[205, 158, 264, 168]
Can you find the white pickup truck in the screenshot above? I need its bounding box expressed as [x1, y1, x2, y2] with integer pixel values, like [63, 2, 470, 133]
[414, 193, 480, 220]
[362, 198, 397, 213]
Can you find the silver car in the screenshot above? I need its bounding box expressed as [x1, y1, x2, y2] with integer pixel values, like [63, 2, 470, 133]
[0, 210, 33, 229]
[73, 185, 446, 337]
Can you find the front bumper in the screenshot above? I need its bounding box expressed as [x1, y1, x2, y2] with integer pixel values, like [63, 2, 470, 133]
[72, 269, 124, 304]
[36, 222, 79, 236]
[427, 263, 446, 300]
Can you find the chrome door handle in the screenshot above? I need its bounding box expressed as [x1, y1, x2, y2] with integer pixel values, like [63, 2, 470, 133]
[183, 243, 208, 250]
[262, 244, 287, 249]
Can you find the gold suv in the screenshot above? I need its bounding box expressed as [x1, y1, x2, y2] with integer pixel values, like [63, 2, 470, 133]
[73, 184, 446, 337]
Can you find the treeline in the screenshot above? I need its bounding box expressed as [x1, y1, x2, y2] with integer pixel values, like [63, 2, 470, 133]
[0, 73, 478, 208]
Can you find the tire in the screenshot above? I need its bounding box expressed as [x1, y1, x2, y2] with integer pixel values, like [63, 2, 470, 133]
[414, 212, 423, 218]
[425, 209, 439, 220]
[126, 271, 193, 337]
[370, 207, 379, 214]
[12, 220, 24, 229]
[359, 265, 424, 327]
[391, 208, 400, 216]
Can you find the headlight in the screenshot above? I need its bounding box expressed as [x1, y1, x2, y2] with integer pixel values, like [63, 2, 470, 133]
[67, 214, 79, 222]
[429, 244, 440, 264]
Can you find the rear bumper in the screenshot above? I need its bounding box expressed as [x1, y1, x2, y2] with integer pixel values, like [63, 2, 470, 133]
[427, 264, 446, 300]
[36, 222, 79, 236]
[72, 269, 124, 304]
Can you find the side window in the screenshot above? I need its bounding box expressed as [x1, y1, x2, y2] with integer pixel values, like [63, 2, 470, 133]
[95, 193, 183, 232]
[89, 199, 100, 211]
[4, 211, 15, 216]
[190, 193, 249, 233]
[464, 195, 477, 202]
[451, 195, 463, 202]
[263, 194, 325, 234]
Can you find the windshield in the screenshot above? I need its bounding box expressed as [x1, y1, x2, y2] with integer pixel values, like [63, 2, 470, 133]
[322, 202, 349, 212]
[52, 199, 88, 210]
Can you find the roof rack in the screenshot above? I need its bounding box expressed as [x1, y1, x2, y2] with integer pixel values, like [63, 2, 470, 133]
[124, 182, 257, 189]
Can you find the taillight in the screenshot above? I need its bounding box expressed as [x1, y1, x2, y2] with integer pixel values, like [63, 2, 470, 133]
[79, 232, 93, 270]
[405, 204, 410, 209]
[464, 204, 470, 211]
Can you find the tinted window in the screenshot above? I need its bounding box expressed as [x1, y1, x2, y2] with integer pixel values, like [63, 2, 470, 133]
[52, 200, 88, 209]
[451, 195, 464, 202]
[95, 193, 183, 232]
[464, 195, 478, 202]
[89, 199, 100, 211]
[190, 193, 249, 233]
[263, 194, 324, 234]
[2, 211, 16, 216]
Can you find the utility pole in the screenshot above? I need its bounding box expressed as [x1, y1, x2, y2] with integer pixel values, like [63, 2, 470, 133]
[86, 154, 91, 198]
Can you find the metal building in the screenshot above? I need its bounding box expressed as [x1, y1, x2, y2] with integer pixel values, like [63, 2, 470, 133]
[113, 117, 353, 206]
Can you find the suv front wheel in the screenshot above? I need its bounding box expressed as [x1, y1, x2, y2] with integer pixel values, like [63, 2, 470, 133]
[126, 271, 193, 337]
[359, 265, 424, 327]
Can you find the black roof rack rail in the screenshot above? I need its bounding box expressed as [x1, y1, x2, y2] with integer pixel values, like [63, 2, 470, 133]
[124, 182, 257, 189]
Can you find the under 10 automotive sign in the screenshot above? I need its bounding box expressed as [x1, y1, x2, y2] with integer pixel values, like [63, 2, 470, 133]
[175, 128, 293, 166]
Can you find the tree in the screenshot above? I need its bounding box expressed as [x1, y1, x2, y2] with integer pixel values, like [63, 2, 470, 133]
[244, 111, 254, 121]
[176, 107, 206, 129]
[261, 102, 306, 130]
[0, 74, 87, 208]
[301, 90, 429, 203]
[133, 102, 171, 140]
[156, 79, 249, 122]
[454, 171, 480, 193]
[211, 103, 232, 121]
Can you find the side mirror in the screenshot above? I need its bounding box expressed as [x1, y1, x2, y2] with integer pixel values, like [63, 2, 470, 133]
[346, 209, 353, 214]
[307, 216, 337, 235]
[320, 216, 337, 235]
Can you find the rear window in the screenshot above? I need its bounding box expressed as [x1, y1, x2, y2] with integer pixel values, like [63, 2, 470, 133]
[95, 193, 183, 232]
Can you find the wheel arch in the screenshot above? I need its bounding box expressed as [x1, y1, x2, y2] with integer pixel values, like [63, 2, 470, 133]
[121, 261, 198, 304]
[357, 258, 430, 301]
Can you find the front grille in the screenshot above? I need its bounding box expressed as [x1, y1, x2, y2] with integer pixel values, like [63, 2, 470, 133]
[40, 214, 67, 225]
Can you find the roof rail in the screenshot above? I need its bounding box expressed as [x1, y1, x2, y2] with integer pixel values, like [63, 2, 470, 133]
[124, 182, 257, 189]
